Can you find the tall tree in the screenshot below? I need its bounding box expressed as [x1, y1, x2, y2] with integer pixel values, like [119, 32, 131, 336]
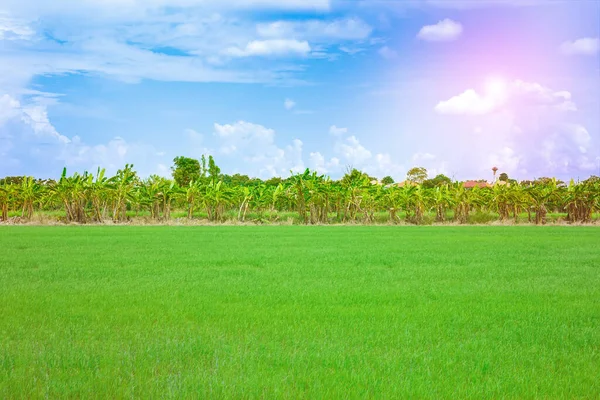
[200, 155, 208, 178]
[208, 155, 221, 181]
[171, 156, 201, 186]
[423, 174, 452, 189]
[381, 176, 395, 185]
[406, 167, 428, 184]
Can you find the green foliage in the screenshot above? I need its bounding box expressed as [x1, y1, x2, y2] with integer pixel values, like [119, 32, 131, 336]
[499, 172, 509, 182]
[341, 168, 370, 187]
[423, 174, 452, 189]
[0, 176, 26, 185]
[406, 167, 428, 183]
[2, 164, 599, 225]
[171, 156, 201, 186]
[1, 226, 599, 398]
[223, 173, 251, 186]
[208, 155, 221, 181]
[200, 155, 208, 178]
[265, 177, 283, 186]
[468, 210, 499, 224]
[381, 176, 395, 185]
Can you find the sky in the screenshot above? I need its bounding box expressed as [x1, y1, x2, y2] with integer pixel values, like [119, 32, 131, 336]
[1, 0, 599, 182]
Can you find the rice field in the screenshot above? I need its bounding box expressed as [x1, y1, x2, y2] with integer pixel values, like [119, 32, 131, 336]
[1, 226, 599, 398]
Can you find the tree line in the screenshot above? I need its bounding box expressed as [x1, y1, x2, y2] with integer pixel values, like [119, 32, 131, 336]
[1, 156, 599, 225]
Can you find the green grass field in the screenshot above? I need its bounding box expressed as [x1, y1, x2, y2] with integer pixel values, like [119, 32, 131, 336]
[1, 227, 599, 398]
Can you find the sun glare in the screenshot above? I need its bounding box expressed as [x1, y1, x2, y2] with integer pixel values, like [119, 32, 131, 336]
[485, 77, 508, 98]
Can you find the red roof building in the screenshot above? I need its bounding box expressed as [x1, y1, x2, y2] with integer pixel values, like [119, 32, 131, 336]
[463, 180, 491, 189]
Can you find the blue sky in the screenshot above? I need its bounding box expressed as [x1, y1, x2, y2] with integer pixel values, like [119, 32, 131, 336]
[1, 0, 599, 181]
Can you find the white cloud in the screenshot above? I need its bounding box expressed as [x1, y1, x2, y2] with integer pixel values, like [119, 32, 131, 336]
[0, 2, 359, 93]
[378, 46, 398, 59]
[417, 19, 463, 42]
[0, 15, 35, 40]
[1, 37, 267, 92]
[1, 0, 331, 16]
[0, 94, 21, 123]
[435, 79, 577, 116]
[213, 121, 305, 178]
[184, 128, 211, 157]
[421, 0, 542, 8]
[309, 151, 341, 174]
[0, 94, 70, 144]
[257, 18, 372, 41]
[560, 37, 600, 56]
[412, 152, 436, 162]
[540, 124, 595, 175]
[358, 0, 548, 14]
[431, 84, 597, 180]
[407, 152, 449, 177]
[435, 89, 495, 115]
[223, 39, 311, 57]
[21, 105, 71, 145]
[489, 147, 521, 174]
[284, 98, 296, 110]
[0, 93, 167, 177]
[336, 135, 373, 166]
[329, 125, 348, 136]
[339, 46, 365, 55]
[319, 126, 404, 178]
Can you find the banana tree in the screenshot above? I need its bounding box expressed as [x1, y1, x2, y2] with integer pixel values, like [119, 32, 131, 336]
[111, 164, 137, 222]
[16, 177, 43, 220]
[89, 168, 113, 222]
[397, 185, 427, 224]
[204, 180, 231, 221]
[0, 182, 13, 221]
[526, 179, 559, 225]
[340, 170, 370, 222]
[432, 184, 454, 222]
[564, 179, 594, 223]
[287, 169, 312, 224]
[49, 169, 88, 223]
[185, 180, 204, 219]
[492, 184, 511, 221]
[380, 185, 399, 223]
[138, 177, 161, 220]
[270, 183, 287, 214]
[157, 178, 179, 221]
[507, 183, 528, 223]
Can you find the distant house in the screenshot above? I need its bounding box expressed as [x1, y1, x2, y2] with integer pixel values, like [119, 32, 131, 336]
[463, 180, 491, 189]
